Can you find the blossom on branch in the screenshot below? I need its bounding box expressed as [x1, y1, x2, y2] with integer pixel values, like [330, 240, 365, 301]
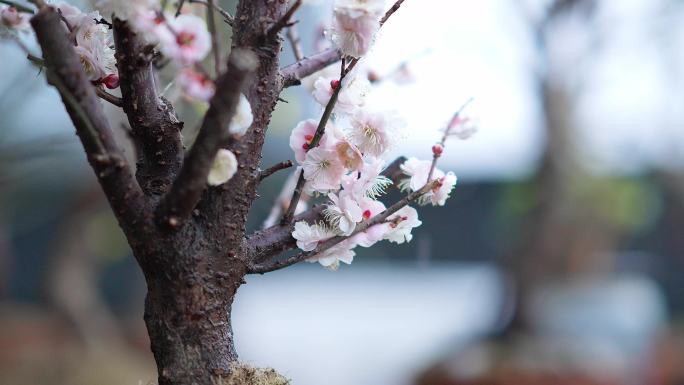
[312, 75, 369, 115]
[292, 221, 335, 252]
[347, 109, 403, 157]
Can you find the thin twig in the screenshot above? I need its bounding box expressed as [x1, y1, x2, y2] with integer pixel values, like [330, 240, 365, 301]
[96, 87, 124, 107]
[380, 0, 406, 26]
[259, 160, 294, 182]
[205, 0, 221, 75]
[175, 0, 186, 17]
[426, 97, 474, 182]
[281, 59, 346, 224]
[286, 24, 304, 61]
[188, 0, 234, 26]
[0, 0, 34, 13]
[267, 0, 302, 38]
[249, 179, 439, 274]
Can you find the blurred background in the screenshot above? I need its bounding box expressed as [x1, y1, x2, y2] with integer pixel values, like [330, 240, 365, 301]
[2, 0, 684, 384]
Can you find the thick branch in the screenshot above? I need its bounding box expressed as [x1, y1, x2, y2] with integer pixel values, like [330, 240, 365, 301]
[113, 20, 184, 196]
[30, 7, 148, 231]
[248, 179, 438, 274]
[156, 49, 257, 229]
[280, 48, 342, 87]
[246, 156, 407, 263]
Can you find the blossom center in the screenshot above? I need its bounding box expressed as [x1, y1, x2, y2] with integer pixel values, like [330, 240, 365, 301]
[176, 31, 196, 46]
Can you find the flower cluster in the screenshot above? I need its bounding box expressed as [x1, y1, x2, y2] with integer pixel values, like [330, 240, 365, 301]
[54, 2, 118, 87]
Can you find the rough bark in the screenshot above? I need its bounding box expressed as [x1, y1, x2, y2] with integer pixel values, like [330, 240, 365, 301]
[113, 20, 184, 197]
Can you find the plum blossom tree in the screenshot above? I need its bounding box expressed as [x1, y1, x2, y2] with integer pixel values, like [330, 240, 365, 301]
[1, 0, 476, 383]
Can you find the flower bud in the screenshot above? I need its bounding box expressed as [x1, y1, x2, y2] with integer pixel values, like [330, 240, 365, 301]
[102, 74, 120, 89]
[432, 144, 443, 157]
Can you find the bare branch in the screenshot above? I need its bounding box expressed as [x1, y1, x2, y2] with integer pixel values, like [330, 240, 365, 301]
[248, 179, 439, 274]
[205, 0, 222, 75]
[281, 48, 342, 88]
[113, 20, 184, 196]
[267, 0, 302, 38]
[156, 49, 257, 229]
[188, 0, 234, 26]
[259, 160, 293, 181]
[30, 7, 148, 230]
[426, 97, 474, 182]
[246, 156, 407, 264]
[380, 0, 406, 26]
[175, 0, 186, 17]
[95, 87, 123, 107]
[286, 25, 304, 61]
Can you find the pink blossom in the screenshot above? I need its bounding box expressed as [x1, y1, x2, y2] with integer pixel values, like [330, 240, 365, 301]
[290, 119, 332, 164]
[400, 157, 458, 206]
[177, 68, 216, 102]
[444, 115, 478, 140]
[399, 157, 432, 191]
[156, 14, 211, 65]
[350, 197, 387, 247]
[331, 0, 384, 58]
[302, 146, 346, 193]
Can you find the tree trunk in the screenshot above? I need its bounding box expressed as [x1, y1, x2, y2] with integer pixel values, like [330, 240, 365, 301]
[136, 226, 248, 385]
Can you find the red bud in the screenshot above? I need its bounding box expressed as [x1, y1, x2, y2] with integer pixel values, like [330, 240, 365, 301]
[102, 74, 120, 89]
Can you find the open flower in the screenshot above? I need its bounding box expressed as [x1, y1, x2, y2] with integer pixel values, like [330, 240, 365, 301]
[399, 157, 431, 191]
[228, 94, 253, 136]
[348, 109, 403, 157]
[331, 0, 384, 58]
[75, 46, 107, 81]
[324, 192, 363, 235]
[207, 149, 238, 186]
[302, 146, 346, 193]
[342, 157, 391, 198]
[430, 172, 457, 206]
[383, 206, 421, 244]
[292, 221, 335, 252]
[177, 68, 216, 102]
[156, 14, 211, 64]
[290, 119, 333, 164]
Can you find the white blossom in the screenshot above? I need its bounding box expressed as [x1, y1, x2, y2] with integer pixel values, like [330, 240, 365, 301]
[228, 94, 253, 136]
[431, 172, 457, 206]
[348, 109, 403, 157]
[383, 206, 421, 244]
[207, 149, 238, 186]
[324, 191, 363, 235]
[399, 157, 432, 191]
[307, 240, 356, 270]
[292, 221, 335, 252]
[341, 157, 391, 199]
